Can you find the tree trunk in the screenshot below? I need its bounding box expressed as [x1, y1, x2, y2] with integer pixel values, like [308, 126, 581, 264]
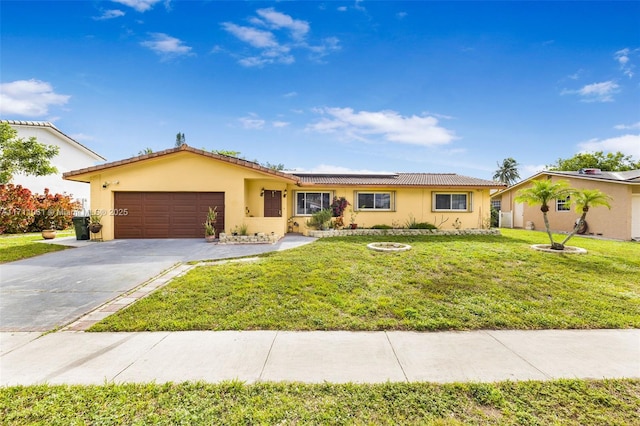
[541, 210, 559, 247]
[561, 212, 587, 246]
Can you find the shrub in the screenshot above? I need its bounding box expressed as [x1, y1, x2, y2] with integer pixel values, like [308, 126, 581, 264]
[371, 224, 393, 229]
[29, 188, 81, 231]
[0, 184, 35, 233]
[409, 222, 438, 230]
[306, 209, 332, 230]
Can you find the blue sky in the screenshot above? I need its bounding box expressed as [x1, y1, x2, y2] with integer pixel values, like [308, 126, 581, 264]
[1, 0, 639, 180]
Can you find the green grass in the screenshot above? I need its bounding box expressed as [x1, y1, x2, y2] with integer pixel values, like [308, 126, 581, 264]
[1, 379, 638, 425]
[0, 231, 74, 263]
[91, 229, 640, 332]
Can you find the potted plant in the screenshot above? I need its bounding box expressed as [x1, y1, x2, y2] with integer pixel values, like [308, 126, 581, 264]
[349, 207, 359, 229]
[41, 221, 57, 239]
[204, 206, 217, 242]
[89, 211, 104, 234]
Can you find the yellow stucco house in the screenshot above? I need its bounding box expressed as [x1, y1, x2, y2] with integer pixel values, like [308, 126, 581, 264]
[63, 145, 505, 240]
[492, 169, 640, 241]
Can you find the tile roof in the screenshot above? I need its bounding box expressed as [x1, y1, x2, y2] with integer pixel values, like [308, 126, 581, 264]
[292, 172, 505, 188]
[2, 119, 106, 161]
[63, 144, 503, 188]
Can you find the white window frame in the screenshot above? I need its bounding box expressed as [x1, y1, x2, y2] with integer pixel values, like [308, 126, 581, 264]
[355, 191, 395, 211]
[556, 196, 571, 212]
[295, 191, 332, 216]
[432, 192, 472, 212]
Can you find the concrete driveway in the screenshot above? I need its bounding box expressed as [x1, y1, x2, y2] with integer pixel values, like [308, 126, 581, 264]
[0, 235, 314, 332]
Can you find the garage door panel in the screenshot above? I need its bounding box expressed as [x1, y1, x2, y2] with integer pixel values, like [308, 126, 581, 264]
[114, 192, 224, 239]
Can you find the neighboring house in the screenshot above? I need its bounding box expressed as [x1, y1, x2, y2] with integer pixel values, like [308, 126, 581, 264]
[492, 169, 640, 241]
[63, 144, 505, 241]
[2, 120, 106, 209]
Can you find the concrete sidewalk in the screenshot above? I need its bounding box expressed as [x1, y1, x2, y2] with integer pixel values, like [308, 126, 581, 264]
[1, 329, 638, 385]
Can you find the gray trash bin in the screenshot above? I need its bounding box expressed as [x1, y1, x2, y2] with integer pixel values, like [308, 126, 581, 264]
[72, 216, 90, 240]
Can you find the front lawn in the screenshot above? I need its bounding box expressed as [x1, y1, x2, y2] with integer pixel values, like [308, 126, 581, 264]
[0, 231, 74, 263]
[2, 379, 638, 425]
[90, 229, 640, 332]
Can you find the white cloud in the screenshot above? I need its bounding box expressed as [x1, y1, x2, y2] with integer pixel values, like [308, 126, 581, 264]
[111, 0, 161, 12]
[614, 121, 640, 130]
[614, 48, 638, 78]
[272, 121, 290, 128]
[239, 114, 266, 129]
[222, 23, 280, 49]
[337, 6, 348, 12]
[221, 9, 339, 67]
[0, 79, 70, 117]
[283, 91, 297, 98]
[521, 164, 548, 177]
[396, 12, 408, 19]
[308, 107, 457, 146]
[256, 8, 309, 41]
[93, 9, 125, 20]
[140, 33, 193, 60]
[561, 80, 620, 102]
[578, 134, 640, 158]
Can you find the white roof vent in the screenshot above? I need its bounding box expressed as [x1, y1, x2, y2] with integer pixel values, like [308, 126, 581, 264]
[579, 168, 602, 175]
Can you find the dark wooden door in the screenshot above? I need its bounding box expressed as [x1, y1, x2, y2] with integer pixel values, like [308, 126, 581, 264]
[263, 190, 282, 217]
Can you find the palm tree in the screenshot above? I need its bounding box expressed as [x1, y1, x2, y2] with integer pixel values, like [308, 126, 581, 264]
[493, 158, 521, 186]
[515, 179, 572, 250]
[559, 189, 611, 247]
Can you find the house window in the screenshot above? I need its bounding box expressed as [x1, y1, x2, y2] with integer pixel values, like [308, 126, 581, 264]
[296, 192, 331, 215]
[556, 196, 571, 211]
[491, 200, 501, 211]
[433, 193, 471, 211]
[356, 192, 393, 211]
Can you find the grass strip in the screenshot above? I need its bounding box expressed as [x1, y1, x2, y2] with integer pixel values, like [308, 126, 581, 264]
[1, 379, 638, 425]
[0, 231, 74, 263]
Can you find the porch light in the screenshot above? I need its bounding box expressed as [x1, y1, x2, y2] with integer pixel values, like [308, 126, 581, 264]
[260, 188, 264, 197]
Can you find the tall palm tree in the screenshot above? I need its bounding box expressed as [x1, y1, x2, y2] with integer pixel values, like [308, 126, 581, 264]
[493, 158, 521, 186]
[515, 179, 572, 250]
[560, 189, 611, 246]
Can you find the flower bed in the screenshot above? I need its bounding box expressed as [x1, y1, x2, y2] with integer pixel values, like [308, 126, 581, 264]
[218, 233, 281, 244]
[308, 228, 500, 238]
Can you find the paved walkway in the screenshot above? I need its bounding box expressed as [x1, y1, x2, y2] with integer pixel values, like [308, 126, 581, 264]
[1, 329, 638, 385]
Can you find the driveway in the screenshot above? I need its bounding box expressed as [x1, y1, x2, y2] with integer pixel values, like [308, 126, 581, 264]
[0, 235, 315, 332]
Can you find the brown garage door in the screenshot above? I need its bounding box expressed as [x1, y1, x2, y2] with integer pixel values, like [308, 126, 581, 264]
[114, 192, 225, 238]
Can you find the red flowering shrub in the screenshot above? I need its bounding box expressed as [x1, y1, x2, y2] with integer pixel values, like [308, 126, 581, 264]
[29, 188, 81, 231]
[0, 184, 36, 234]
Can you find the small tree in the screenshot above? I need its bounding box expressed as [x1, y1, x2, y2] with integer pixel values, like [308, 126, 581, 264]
[330, 196, 350, 228]
[515, 179, 572, 250]
[0, 123, 59, 184]
[559, 189, 611, 247]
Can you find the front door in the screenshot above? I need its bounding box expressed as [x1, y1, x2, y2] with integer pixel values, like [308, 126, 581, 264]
[264, 190, 282, 217]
